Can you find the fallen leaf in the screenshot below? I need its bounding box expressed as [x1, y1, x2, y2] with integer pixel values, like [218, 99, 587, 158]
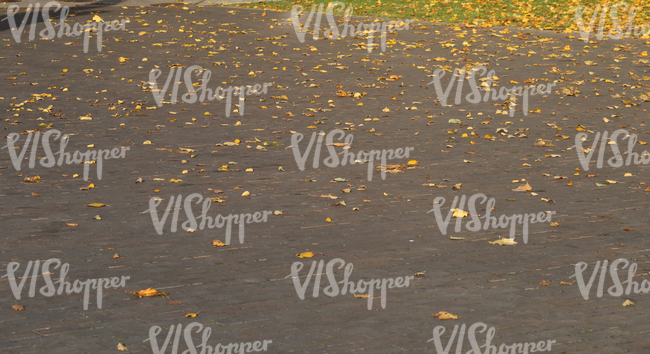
[414, 271, 426, 277]
[489, 237, 517, 246]
[113, 254, 120, 259]
[213, 240, 227, 247]
[169, 301, 183, 305]
[185, 313, 198, 318]
[127, 288, 168, 298]
[512, 182, 532, 192]
[274, 210, 283, 215]
[31, 192, 41, 197]
[624, 228, 634, 231]
[560, 281, 573, 285]
[538, 280, 551, 286]
[12, 305, 25, 311]
[325, 217, 332, 222]
[452, 208, 468, 218]
[242, 191, 251, 196]
[432, 311, 459, 320]
[67, 223, 79, 227]
[117, 343, 128, 351]
[623, 299, 635, 307]
[86, 203, 106, 208]
[296, 252, 315, 258]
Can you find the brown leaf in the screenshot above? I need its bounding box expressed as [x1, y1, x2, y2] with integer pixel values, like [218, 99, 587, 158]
[624, 228, 634, 231]
[213, 240, 227, 247]
[560, 281, 573, 285]
[31, 192, 41, 197]
[538, 280, 551, 286]
[512, 182, 532, 192]
[66, 223, 79, 227]
[127, 288, 168, 298]
[113, 254, 121, 259]
[12, 305, 25, 311]
[169, 301, 183, 305]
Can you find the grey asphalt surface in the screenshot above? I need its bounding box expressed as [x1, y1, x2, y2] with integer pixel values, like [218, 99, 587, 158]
[1, 3, 650, 353]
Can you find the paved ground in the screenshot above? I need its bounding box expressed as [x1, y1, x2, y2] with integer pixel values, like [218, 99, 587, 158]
[0, 3, 650, 354]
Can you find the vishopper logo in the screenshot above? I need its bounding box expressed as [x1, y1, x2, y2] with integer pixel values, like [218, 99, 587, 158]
[145, 322, 272, 354]
[287, 258, 415, 310]
[2, 129, 130, 181]
[574, 129, 650, 171]
[2, 258, 130, 310]
[290, 129, 415, 181]
[2, 2, 127, 53]
[427, 193, 556, 244]
[572, 258, 650, 300]
[574, 1, 650, 42]
[148, 65, 272, 117]
[290, 2, 413, 53]
[144, 193, 272, 245]
[429, 65, 556, 117]
[428, 322, 556, 354]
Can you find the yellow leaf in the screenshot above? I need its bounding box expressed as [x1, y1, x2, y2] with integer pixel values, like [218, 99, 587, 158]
[407, 160, 419, 166]
[512, 182, 532, 192]
[170, 178, 182, 183]
[489, 237, 517, 246]
[213, 240, 227, 247]
[623, 299, 635, 307]
[185, 313, 198, 318]
[128, 288, 168, 298]
[143, 140, 152, 145]
[432, 311, 459, 320]
[296, 252, 315, 258]
[242, 191, 251, 196]
[325, 217, 332, 222]
[117, 343, 128, 351]
[576, 125, 586, 131]
[93, 15, 104, 22]
[452, 208, 468, 218]
[86, 202, 105, 207]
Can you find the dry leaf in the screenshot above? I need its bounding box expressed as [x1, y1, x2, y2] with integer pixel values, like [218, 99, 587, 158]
[452, 208, 468, 218]
[512, 182, 532, 192]
[169, 301, 183, 305]
[538, 280, 551, 286]
[213, 240, 227, 247]
[127, 288, 168, 298]
[12, 305, 25, 311]
[623, 299, 635, 307]
[185, 313, 198, 318]
[113, 254, 120, 259]
[117, 343, 128, 351]
[432, 311, 459, 320]
[624, 228, 634, 231]
[550, 222, 559, 226]
[325, 217, 332, 222]
[489, 237, 517, 246]
[414, 271, 426, 277]
[86, 203, 106, 208]
[296, 252, 315, 258]
[560, 281, 573, 285]
[242, 191, 251, 196]
[31, 192, 41, 197]
[67, 223, 79, 227]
